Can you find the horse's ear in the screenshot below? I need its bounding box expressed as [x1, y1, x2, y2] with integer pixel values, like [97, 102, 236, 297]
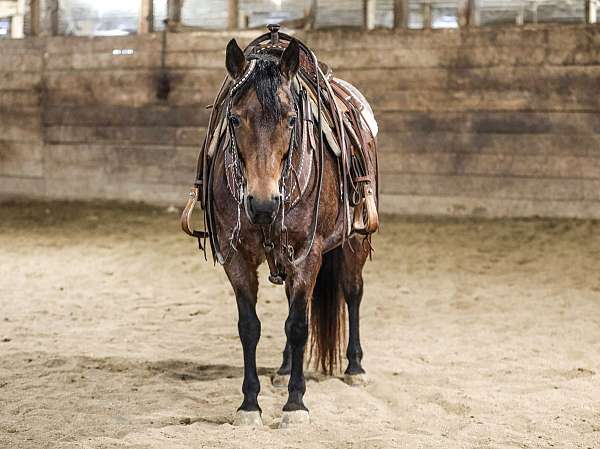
[279, 39, 300, 80]
[226, 39, 246, 79]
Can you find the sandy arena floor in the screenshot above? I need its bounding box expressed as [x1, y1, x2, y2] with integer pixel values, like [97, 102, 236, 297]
[0, 201, 599, 449]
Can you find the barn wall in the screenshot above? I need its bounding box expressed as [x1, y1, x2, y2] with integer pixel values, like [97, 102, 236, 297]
[1, 24, 599, 218]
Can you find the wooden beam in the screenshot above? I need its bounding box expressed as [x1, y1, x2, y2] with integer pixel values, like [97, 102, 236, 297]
[305, 0, 317, 30]
[363, 0, 375, 30]
[587, 0, 598, 24]
[227, 0, 239, 30]
[139, 0, 154, 34]
[10, 0, 25, 38]
[422, 1, 432, 29]
[30, 0, 40, 35]
[458, 0, 475, 27]
[167, 0, 182, 30]
[393, 0, 409, 29]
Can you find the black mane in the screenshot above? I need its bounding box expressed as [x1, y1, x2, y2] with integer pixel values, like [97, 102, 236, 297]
[233, 54, 283, 124]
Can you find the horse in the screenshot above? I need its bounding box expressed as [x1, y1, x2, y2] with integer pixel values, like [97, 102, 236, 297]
[182, 26, 379, 427]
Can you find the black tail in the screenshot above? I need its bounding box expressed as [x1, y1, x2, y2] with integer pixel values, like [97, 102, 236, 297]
[309, 247, 345, 375]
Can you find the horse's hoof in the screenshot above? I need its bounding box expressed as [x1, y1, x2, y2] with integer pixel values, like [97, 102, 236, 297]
[344, 372, 369, 386]
[271, 373, 289, 388]
[279, 410, 310, 428]
[233, 410, 263, 427]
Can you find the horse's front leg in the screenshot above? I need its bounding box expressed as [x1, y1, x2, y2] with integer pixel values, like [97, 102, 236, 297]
[279, 253, 320, 428]
[224, 257, 263, 426]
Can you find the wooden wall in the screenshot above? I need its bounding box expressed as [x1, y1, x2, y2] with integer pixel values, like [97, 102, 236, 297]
[1, 24, 599, 218]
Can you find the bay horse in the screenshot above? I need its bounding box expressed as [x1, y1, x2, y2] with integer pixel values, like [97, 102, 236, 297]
[182, 26, 379, 427]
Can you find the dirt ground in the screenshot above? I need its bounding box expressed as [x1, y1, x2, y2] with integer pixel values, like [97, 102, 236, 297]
[0, 200, 599, 449]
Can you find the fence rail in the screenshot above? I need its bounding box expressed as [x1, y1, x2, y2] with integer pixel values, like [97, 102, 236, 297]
[0, 1, 598, 39]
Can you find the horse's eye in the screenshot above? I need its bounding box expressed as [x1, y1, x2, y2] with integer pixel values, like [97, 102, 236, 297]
[287, 116, 297, 128]
[230, 115, 241, 127]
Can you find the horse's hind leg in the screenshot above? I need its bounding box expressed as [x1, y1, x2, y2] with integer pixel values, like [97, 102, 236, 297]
[224, 257, 263, 426]
[342, 238, 369, 385]
[272, 291, 292, 387]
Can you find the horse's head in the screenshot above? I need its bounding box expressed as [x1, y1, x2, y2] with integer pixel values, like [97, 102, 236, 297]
[225, 38, 300, 225]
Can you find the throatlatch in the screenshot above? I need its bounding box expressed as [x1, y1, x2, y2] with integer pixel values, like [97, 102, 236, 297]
[181, 24, 379, 283]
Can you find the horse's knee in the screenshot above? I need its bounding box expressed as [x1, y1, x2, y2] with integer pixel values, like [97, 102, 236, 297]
[238, 317, 261, 342]
[285, 313, 308, 346]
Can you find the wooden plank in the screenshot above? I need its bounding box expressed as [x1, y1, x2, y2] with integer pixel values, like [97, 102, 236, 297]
[379, 194, 600, 219]
[42, 106, 209, 127]
[380, 173, 584, 201]
[228, 0, 239, 30]
[45, 126, 179, 146]
[363, 0, 376, 30]
[44, 51, 159, 71]
[0, 143, 43, 177]
[0, 72, 43, 90]
[377, 132, 600, 157]
[45, 144, 198, 185]
[368, 88, 600, 112]
[0, 54, 44, 72]
[378, 152, 594, 179]
[0, 91, 40, 108]
[393, 0, 409, 29]
[0, 176, 45, 199]
[376, 111, 600, 134]
[44, 125, 204, 147]
[138, 0, 154, 34]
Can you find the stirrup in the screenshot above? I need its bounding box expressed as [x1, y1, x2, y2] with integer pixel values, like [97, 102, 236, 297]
[352, 185, 379, 235]
[181, 187, 209, 241]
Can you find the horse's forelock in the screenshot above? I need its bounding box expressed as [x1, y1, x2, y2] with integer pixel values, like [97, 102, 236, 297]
[233, 56, 284, 123]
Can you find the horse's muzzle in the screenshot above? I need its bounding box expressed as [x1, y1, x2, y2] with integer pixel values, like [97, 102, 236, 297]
[245, 194, 281, 225]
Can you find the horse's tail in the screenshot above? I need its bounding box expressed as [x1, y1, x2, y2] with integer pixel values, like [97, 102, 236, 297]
[309, 247, 345, 375]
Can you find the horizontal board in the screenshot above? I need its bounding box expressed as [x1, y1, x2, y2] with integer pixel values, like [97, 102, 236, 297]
[45, 51, 160, 71]
[369, 88, 600, 112]
[336, 65, 600, 94]
[379, 193, 600, 219]
[0, 72, 42, 91]
[376, 111, 600, 134]
[380, 173, 591, 201]
[0, 54, 43, 73]
[378, 152, 598, 179]
[377, 132, 600, 157]
[45, 126, 205, 146]
[0, 176, 45, 199]
[45, 178, 187, 205]
[45, 144, 198, 185]
[0, 143, 43, 177]
[0, 91, 40, 108]
[43, 106, 210, 127]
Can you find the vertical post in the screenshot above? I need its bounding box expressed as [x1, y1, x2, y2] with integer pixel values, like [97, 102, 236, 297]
[393, 0, 409, 29]
[363, 0, 375, 30]
[167, 0, 182, 30]
[228, 0, 239, 30]
[422, 1, 432, 29]
[31, 0, 41, 36]
[469, 0, 480, 26]
[305, 0, 317, 29]
[139, 0, 154, 34]
[458, 0, 477, 27]
[587, 0, 597, 24]
[11, 0, 26, 38]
